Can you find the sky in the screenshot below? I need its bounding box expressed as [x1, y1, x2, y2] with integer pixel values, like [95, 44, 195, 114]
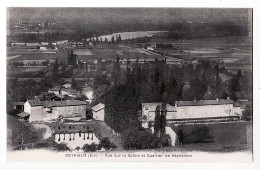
[7, 8, 251, 25]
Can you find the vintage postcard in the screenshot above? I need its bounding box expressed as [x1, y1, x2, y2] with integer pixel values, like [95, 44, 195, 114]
[5, 7, 253, 162]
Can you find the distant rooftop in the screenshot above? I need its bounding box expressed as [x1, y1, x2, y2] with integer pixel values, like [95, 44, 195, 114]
[176, 99, 234, 107]
[50, 94, 65, 99]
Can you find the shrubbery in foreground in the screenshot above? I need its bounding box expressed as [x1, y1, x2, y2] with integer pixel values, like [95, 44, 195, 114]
[82, 137, 117, 152]
[121, 128, 171, 150]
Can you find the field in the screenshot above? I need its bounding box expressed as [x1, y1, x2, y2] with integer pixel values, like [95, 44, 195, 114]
[7, 49, 68, 61]
[74, 49, 93, 56]
[152, 36, 251, 59]
[7, 35, 252, 77]
[7, 43, 164, 63]
[167, 121, 252, 152]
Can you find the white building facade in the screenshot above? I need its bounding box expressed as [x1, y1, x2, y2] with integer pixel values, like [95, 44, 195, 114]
[141, 99, 244, 127]
[92, 103, 105, 121]
[24, 100, 87, 122]
[174, 100, 236, 120]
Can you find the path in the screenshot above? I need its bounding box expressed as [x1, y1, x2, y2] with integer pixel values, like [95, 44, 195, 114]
[7, 55, 21, 60]
[32, 123, 52, 139]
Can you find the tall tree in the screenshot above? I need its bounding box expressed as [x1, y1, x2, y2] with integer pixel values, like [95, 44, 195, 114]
[104, 37, 108, 43]
[160, 104, 167, 136]
[111, 36, 115, 43]
[118, 34, 122, 42]
[53, 59, 59, 76]
[154, 105, 161, 137]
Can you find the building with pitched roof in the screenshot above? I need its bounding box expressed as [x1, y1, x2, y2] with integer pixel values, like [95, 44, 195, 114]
[141, 99, 245, 127]
[174, 99, 236, 120]
[92, 103, 105, 121]
[24, 100, 87, 122]
[141, 103, 176, 128]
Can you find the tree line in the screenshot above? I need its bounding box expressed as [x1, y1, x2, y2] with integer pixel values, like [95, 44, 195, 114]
[98, 56, 252, 149]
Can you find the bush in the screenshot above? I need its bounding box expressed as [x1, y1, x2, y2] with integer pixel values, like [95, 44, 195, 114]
[82, 143, 99, 152]
[242, 104, 252, 121]
[7, 109, 22, 116]
[54, 143, 70, 151]
[181, 126, 213, 144]
[161, 134, 172, 147]
[121, 128, 171, 150]
[99, 137, 116, 150]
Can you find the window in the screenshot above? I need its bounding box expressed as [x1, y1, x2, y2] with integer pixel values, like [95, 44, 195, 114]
[46, 107, 52, 113]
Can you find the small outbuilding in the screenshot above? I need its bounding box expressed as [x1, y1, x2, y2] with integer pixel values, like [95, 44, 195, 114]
[17, 112, 30, 121]
[92, 103, 105, 121]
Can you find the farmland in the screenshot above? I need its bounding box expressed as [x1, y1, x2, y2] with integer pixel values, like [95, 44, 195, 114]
[7, 34, 252, 79]
[7, 43, 165, 63]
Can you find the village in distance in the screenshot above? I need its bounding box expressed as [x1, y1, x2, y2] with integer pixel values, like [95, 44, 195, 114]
[6, 8, 253, 156]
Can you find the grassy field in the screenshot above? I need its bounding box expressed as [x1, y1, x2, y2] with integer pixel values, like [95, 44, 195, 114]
[7, 49, 68, 61]
[7, 43, 164, 62]
[7, 36, 252, 65]
[151, 36, 252, 64]
[167, 121, 252, 152]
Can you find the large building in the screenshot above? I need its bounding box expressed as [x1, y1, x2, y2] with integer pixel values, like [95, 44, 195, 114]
[174, 99, 240, 120]
[141, 99, 245, 128]
[23, 100, 87, 122]
[141, 103, 176, 128]
[48, 86, 79, 97]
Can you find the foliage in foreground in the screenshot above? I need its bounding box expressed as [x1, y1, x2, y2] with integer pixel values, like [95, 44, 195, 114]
[82, 137, 116, 152]
[121, 127, 171, 150]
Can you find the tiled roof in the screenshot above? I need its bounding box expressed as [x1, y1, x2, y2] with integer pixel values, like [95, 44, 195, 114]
[176, 100, 234, 107]
[28, 100, 86, 107]
[142, 103, 162, 106]
[48, 86, 61, 91]
[141, 103, 176, 112]
[92, 103, 105, 112]
[27, 100, 43, 106]
[51, 94, 65, 99]
[17, 112, 30, 117]
[43, 100, 86, 107]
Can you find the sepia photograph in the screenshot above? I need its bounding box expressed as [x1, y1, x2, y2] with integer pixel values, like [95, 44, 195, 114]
[4, 6, 254, 163]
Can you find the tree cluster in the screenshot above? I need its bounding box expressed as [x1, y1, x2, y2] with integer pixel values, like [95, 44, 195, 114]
[121, 127, 171, 150]
[154, 105, 167, 137]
